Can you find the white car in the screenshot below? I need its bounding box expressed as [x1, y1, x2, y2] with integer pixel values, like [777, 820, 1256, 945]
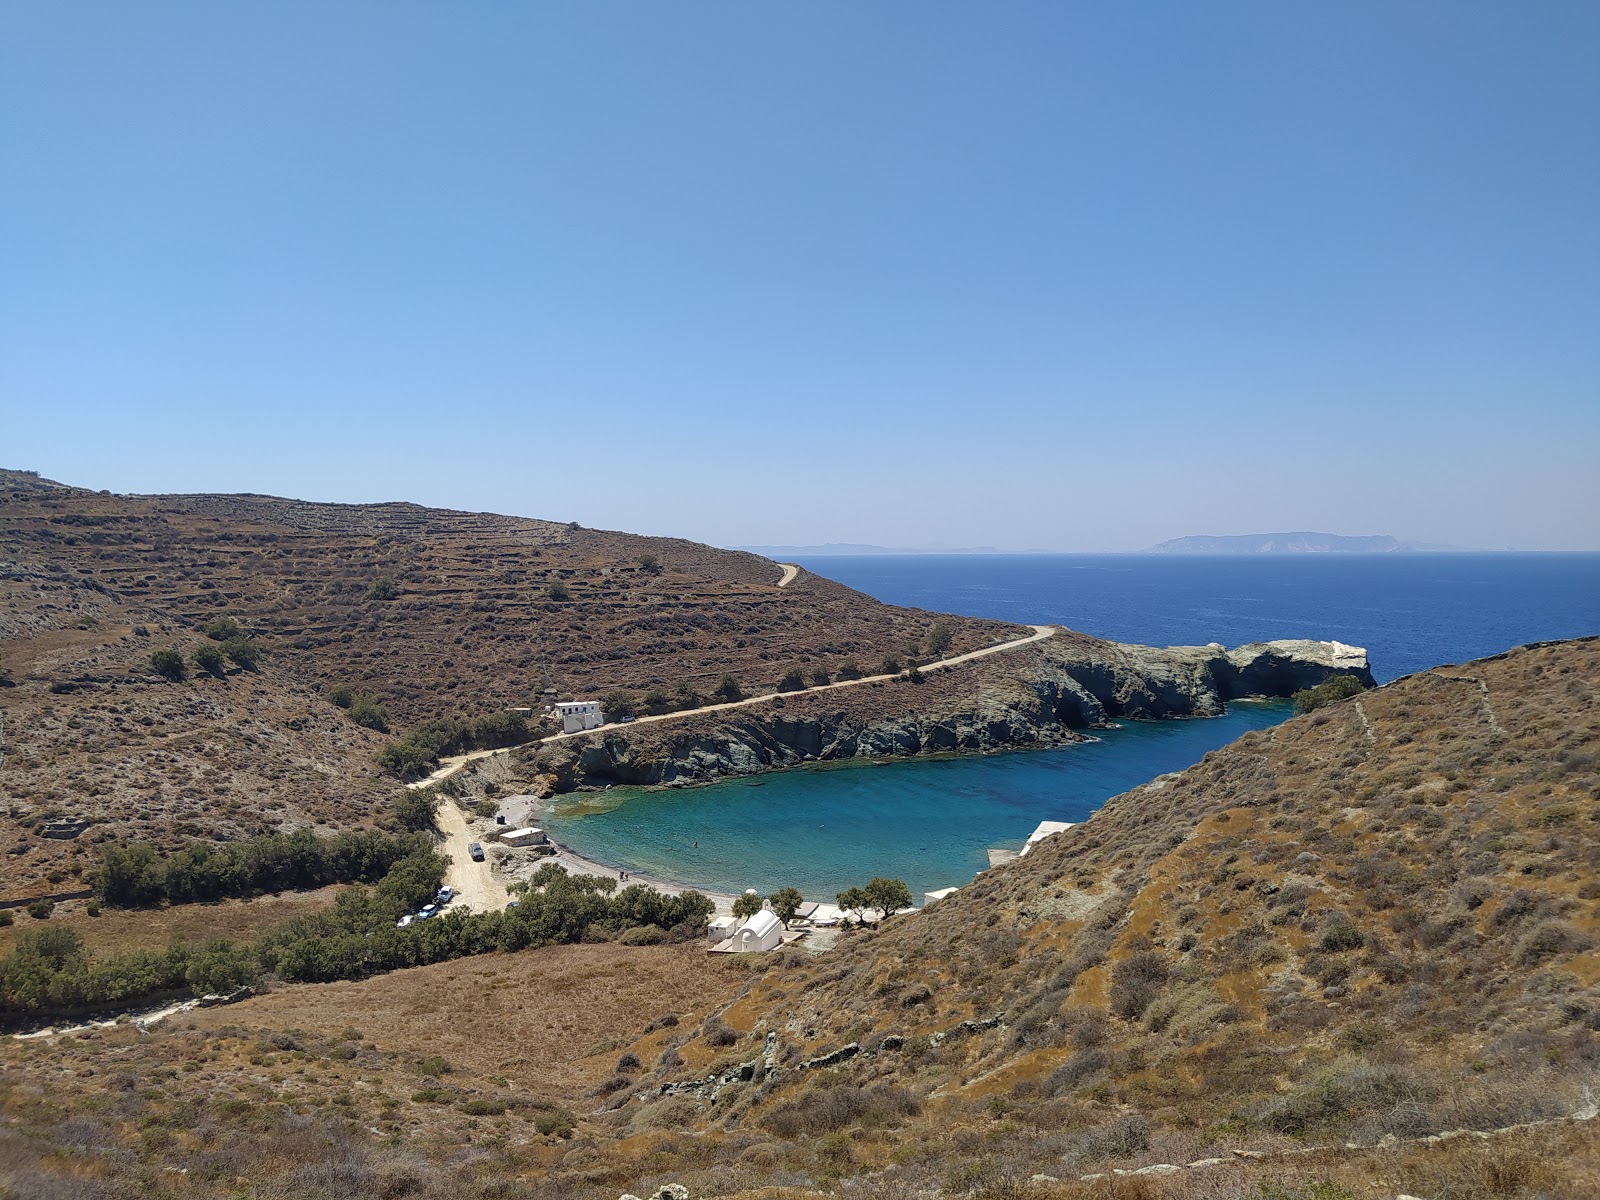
[435, 887, 455, 905]
[395, 914, 414, 929]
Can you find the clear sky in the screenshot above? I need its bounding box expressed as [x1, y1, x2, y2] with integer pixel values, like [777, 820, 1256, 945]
[3, 3, 1597, 551]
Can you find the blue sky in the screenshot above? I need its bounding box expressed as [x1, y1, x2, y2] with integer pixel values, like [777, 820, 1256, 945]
[3, 3, 1597, 551]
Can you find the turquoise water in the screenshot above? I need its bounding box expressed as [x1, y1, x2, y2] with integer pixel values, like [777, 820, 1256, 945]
[543, 702, 1288, 900]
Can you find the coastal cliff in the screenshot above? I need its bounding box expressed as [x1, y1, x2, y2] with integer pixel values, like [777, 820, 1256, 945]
[508, 631, 1374, 794]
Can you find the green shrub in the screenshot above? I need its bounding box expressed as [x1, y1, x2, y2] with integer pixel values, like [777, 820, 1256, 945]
[191, 643, 227, 677]
[328, 685, 355, 709]
[391, 789, 439, 833]
[618, 924, 666, 946]
[714, 675, 743, 703]
[221, 636, 263, 669]
[926, 620, 956, 656]
[675, 682, 703, 709]
[348, 694, 390, 733]
[880, 656, 901, 676]
[778, 668, 807, 692]
[638, 554, 660, 572]
[836, 659, 862, 681]
[201, 616, 242, 641]
[26, 899, 54, 920]
[641, 687, 671, 713]
[0, 910, 11, 927]
[543, 582, 570, 601]
[364, 578, 399, 602]
[533, 1109, 575, 1137]
[85, 902, 100, 918]
[149, 648, 187, 681]
[1293, 674, 1366, 713]
[459, 1098, 505, 1116]
[601, 690, 635, 720]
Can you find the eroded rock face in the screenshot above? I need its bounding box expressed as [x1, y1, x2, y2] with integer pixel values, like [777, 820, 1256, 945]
[521, 635, 1374, 794]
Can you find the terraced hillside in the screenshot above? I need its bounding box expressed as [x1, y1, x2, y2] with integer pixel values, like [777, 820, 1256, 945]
[0, 468, 1016, 895]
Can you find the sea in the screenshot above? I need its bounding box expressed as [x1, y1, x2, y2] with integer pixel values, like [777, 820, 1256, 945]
[544, 553, 1600, 901]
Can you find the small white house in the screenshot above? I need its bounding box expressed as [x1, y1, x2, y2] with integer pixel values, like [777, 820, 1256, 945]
[554, 701, 603, 734]
[729, 909, 783, 953]
[707, 915, 738, 944]
[500, 827, 547, 847]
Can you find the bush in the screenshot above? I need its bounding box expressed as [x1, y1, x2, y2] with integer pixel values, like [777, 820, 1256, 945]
[85, 902, 100, 918]
[0, 910, 11, 927]
[638, 554, 660, 572]
[926, 619, 956, 656]
[880, 656, 902, 675]
[811, 668, 831, 686]
[836, 658, 862, 681]
[391, 789, 439, 833]
[1109, 949, 1169, 1020]
[642, 687, 671, 713]
[201, 616, 242, 641]
[601, 690, 635, 721]
[376, 710, 532, 776]
[149, 648, 187, 681]
[674, 682, 702, 709]
[364, 578, 399, 601]
[191, 643, 227, 677]
[328, 685, 355, 709]
[26, 899, 54, 920]
[714, 675, 743, 703]
[618, 924, 666, 946]
[543, 582, 571, 601]
[778, 668, 807, 692]
[616, 1052, 641, 1072]
[1294, 674, 1365, 713]
[221, 636, 263, 670]
[348, 694, 390, 733]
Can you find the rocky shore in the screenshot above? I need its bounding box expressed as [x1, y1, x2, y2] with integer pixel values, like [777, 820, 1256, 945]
[495, 630, 1373, 796]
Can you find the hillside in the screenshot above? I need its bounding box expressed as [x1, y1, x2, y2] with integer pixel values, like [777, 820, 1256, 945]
[596, 636, 1600, 1194]
[0, 469, 1016, 895]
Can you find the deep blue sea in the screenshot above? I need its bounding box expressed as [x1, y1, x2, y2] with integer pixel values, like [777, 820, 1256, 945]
[545, 554, 1599, 900]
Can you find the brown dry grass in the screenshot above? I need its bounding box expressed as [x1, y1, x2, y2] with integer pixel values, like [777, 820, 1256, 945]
[184, 940, 752, 1097]
[0, 886, 345, 958]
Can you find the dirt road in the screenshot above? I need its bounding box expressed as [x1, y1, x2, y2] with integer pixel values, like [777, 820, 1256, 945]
[408, 624, 1059, 790]
[434, 799, 508, 912]
[776, 562, 800, 587]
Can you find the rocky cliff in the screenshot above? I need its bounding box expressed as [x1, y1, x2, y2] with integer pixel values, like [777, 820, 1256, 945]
[509, 632, 1374, 794]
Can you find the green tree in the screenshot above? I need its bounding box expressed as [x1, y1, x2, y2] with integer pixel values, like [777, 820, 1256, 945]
[675, 682, 702, 709]
[864, 877, 913, 919]
[904, 661, 924, 684]
[201, 616, 242, 641]
[810, 668, 831, 687]
[731, 894, 763, 921]
[543, 581, 571, 601]
[328, 685, 355, 708]
[836, 886, 870, 924]
[836, 658, 861, 681]
[601, 691, 635, 721]
[769, 887, 804, 927]
[879, 656, 901, 676]
[778, 667, 806, 692]
[149, 648, 187, 681]
[221, 636, 262, 669]
[349, 694, 390, 733]
[714, 675, 743, 703]
[641, 686, 671, 714]
[638, 554, 661, 573]
[365, 578, 399, 601]
[191, 643, 227, 677]
[1293, 674, 1365, 713]
[926, 620, 956, 656]
[391, 788, 439, 833]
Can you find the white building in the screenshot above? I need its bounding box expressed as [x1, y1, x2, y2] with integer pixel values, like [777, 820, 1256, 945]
[706, 915, 738, 944]
[1020, 820, 1075, 856]
[924, 886, 960, 906]
[554, 701, 603, 734]
[499, 827, 547, 847]
[729, 909, 783, 953]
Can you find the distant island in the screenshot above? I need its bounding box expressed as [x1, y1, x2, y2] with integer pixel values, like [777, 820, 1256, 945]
[732, 542, 1003, 556]
[1149, 532, 1468, 555]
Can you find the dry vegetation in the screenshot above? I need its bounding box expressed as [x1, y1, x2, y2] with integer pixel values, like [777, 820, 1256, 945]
[0, 469, 1016, 896]
[2, 639, 1594, 1199]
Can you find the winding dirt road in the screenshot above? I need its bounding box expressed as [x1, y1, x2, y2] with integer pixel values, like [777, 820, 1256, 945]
[776, 562, 800, 587]
[409, 624, 1058, 793]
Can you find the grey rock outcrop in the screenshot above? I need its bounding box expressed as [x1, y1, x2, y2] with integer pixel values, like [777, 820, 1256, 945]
[528, 635, 1372, 795]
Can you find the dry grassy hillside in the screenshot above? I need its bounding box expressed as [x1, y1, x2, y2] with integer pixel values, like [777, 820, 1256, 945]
[586, 637, 1600, 1196]
[0, 468, 1015, 895]
[0, 640, 1594, 1200]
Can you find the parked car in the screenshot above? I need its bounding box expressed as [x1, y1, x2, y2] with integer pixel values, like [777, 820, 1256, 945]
[435, 886, 455, 905]
[468, 842, 485, 862]
[619, 714, 636, 723]
[417, 904, 439, 920]
[395, 914, 414, 929]
[506, 899, 519, 910]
